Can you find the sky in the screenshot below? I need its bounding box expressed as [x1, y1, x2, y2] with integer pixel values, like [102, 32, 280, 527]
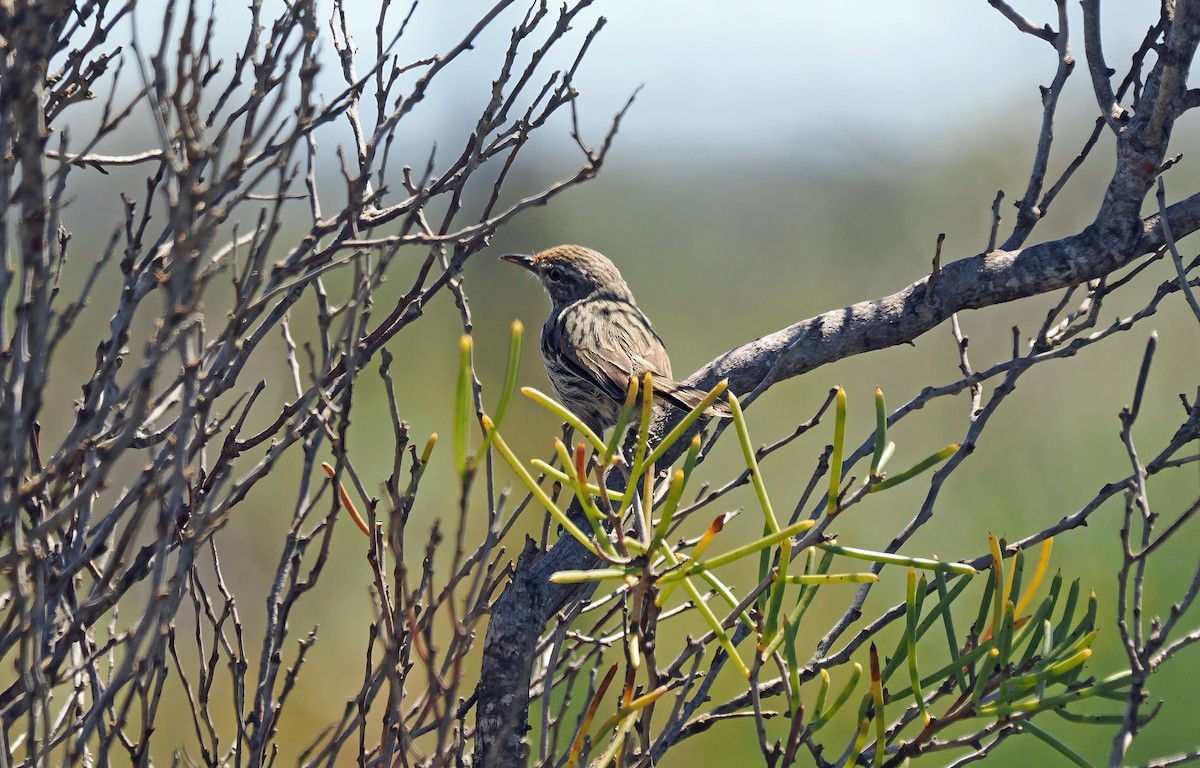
[113, 1, 1168, 170]
[287, 1, 1163, 162]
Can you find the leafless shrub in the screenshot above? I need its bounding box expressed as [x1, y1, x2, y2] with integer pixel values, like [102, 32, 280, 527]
[0, 2, 1197, 767]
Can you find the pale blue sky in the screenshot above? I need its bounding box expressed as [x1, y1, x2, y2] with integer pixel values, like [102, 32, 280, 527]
[277, 1, 1161, 161]
[111, 1, 1168, 170]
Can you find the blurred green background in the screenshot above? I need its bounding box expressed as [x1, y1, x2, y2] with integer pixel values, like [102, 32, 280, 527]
[25, 0, 1200, 764]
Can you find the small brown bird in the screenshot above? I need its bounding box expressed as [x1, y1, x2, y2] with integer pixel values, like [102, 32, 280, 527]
[501, 244, 728, 435]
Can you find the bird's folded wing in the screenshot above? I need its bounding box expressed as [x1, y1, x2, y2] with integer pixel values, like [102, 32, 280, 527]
[569, 305, 730, 417]
[569, 301, 668, 394]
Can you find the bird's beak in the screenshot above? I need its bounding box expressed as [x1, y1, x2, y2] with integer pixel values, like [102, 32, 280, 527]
[500, 253, 536, 271]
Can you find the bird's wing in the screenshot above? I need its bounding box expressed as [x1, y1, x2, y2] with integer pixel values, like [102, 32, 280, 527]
[568, 299, 731, 418]
[563, 299, 671, 397]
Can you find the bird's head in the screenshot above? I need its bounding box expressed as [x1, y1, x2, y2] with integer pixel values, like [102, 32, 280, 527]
[501, 245, 634, 306]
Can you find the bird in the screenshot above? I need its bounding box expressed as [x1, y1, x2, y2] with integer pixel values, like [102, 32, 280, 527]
[500, 244, 729, 435]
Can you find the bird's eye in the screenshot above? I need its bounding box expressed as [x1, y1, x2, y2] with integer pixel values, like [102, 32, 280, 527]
[546, 266, 564, 282]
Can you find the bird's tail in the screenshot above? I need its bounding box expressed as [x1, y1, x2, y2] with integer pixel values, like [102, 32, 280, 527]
[654, 378, 733, 419]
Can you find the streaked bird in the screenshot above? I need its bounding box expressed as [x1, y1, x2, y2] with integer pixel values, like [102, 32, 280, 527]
[501, 244, 728, 435]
